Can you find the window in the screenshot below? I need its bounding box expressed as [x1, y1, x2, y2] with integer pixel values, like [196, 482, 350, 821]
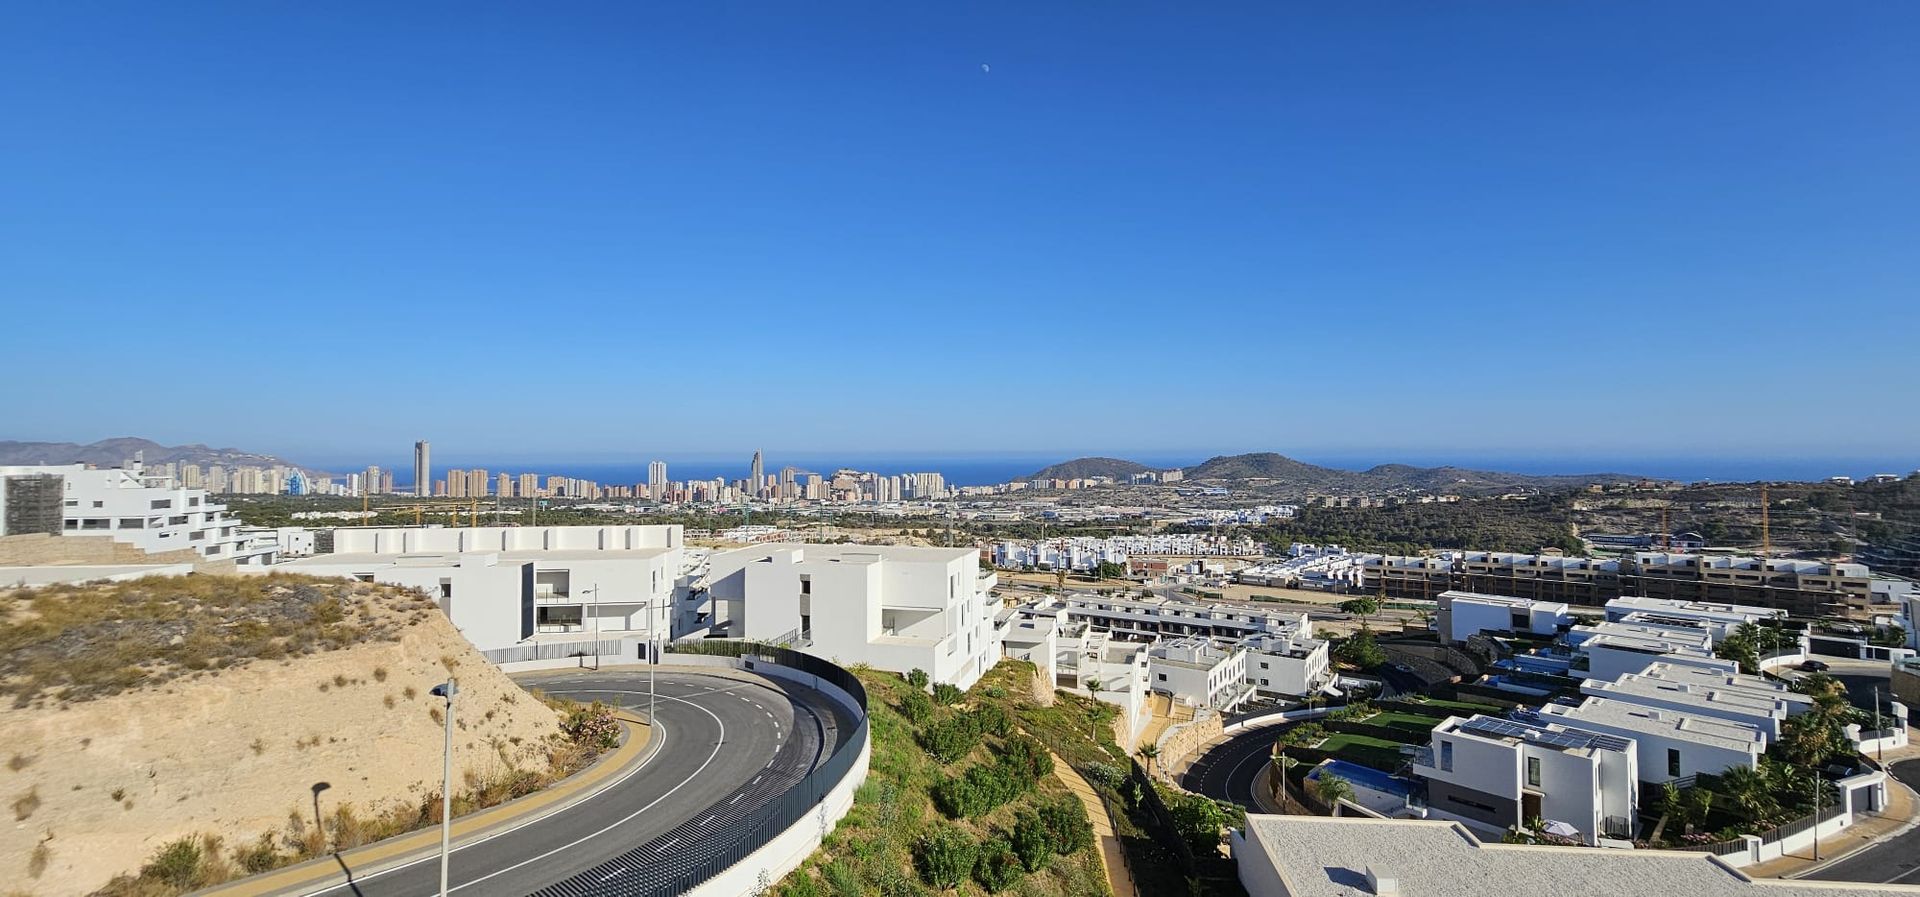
[1157, 673, 1167, 682]
[118, 518, 145, 529]
[92, 500, 104, 508]
[799, 575, 811, 595]
[1440, 740, 1454, 772]
[1667, 749, 1681, 778]
[151, 499, 172, 509]
[1260, 662, 1269, 669]
[63, 500, 76, 508]
[1526, 756, 1541, 787]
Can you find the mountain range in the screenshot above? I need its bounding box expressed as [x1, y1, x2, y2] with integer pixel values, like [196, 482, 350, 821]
[1027, 452, 1643, 493]
[0, 437, 314, 472]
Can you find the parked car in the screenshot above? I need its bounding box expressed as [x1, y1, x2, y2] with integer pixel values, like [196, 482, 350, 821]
[1798, 659, 1831, 672]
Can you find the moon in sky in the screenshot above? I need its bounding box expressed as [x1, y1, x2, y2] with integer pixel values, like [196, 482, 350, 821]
[981, 63, 990, 74]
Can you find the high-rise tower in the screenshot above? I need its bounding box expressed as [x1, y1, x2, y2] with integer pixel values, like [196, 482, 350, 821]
[648, 460, 667, 500]
[750, 450, 764, 496]
[413, 441, 431, 498]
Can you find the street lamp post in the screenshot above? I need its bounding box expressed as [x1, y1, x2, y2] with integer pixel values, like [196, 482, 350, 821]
[430, 680, 459, 897]
[592, 580, 601, 670]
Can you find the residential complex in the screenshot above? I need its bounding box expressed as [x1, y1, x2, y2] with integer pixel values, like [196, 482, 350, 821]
[1537, 697, 1767, 784]
[704, 543, 1006, 690]
[1436, 591, 1573, 643]
[269, 525, 686, 655]
[1363, 549, 1877, 618]
[1, 463, 276, 565]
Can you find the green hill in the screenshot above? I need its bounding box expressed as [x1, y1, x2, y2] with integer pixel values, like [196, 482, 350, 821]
[1024, 457, 1153, 481]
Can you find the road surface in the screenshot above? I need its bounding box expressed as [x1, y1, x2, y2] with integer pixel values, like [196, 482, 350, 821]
[1802, 759, 1920, 886]
[305, 667, 856, 897]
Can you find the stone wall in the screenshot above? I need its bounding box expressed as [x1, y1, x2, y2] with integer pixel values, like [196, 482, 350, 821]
[1155, 709, 1224, 780]
[0, 533, 210, 568]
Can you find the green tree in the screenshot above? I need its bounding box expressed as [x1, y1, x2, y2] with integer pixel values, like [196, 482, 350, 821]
[1335, 626, 1387, 670]
[914, 826, 977, 889]
[1095, 561, 1128, 580]
[907, 668, 931, 691]
[1339, 596, 1380, 626]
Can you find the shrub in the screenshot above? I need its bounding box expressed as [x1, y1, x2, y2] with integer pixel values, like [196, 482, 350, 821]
[906, 668, 931, 691]
[914, 825, 976, 889]
[1037, 796, 1093, 855]
[932, 683, 964, 706]
[920, 716, 982, 764]
[233, 832, 281, 873]
[971, 703, 1011, 737]
[560, 701, 621, 751]
[1009, 812, 1053, 872]
[996, 734, 1052, 780]
[142, 837, 204, 888]
[898, 689, 934, 726]
[1082, 762, 1127, 791]
[1165, 788, 1230, 855]
[972, 836, 1023, 892]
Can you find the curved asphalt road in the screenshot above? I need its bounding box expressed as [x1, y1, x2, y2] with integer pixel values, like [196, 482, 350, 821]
[304, 668, 854, 897]
[1182, 722, 1298, 810]
[1803, 759, 1920, 885]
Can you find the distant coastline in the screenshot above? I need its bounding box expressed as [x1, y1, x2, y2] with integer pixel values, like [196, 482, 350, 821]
[297, 453, 1916, 490]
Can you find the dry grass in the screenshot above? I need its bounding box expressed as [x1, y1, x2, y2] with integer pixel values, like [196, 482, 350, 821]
[89, 717, 612, 896]
[0, 575, 439, 709]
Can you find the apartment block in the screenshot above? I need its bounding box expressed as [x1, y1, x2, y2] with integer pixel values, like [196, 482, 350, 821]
[1537, 696, 1766, 783]
[272, 525, 685, 654]
[2, 464, 275, 565]
[1568, 620, 1737, 682]
[1241, 630, 1334, 698]
[705, 543, 1006, 690]
[1411, 713, 1638, 845]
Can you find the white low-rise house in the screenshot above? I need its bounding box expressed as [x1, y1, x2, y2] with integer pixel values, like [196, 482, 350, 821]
[272, 525, 684, 655]
[1538, 696, 1766, 783]
[1411, 713, 1638, 845]
[1569, 620, 1736, 682]
[1061, 593, 1307, 641]
[1604, 596, 1787, 642]
[1148, 635, 1254, 711]
[1240, 630, 1334, 699]
[1580, 662, 1813, 740]
[3, 463, 275, 565]
[1055, 623, 1152, 746]
[1436, 591, 1573, 643]
[706, 543, 1005, 690]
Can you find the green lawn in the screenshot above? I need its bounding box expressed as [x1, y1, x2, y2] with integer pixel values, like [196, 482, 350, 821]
[1399, 696, 1502, 715]
[1362, 711, 1447, 737]
[1316, 733, 1412, 771]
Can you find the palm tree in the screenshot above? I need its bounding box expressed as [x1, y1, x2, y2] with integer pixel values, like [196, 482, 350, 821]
[1137, 743, 1160, 778]
[1311, 773, 1354, 809]
[1719, 765, 1775, 819]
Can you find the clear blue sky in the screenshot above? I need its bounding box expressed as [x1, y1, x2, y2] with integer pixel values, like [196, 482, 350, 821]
[4, 3, 1915, 468]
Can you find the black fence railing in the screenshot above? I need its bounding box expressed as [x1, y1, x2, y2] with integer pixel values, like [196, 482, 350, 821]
[527, 641, 869, 897]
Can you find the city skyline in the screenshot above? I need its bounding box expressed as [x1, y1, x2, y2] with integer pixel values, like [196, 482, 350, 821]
[4, 4, 1917, 458]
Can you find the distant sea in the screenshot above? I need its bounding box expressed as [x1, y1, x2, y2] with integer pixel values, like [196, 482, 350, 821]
[318, 452, 1918, 491]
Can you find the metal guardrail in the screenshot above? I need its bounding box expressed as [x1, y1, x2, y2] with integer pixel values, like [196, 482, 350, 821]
[526, 640, 869, 897]
[483, 638, 634, 665]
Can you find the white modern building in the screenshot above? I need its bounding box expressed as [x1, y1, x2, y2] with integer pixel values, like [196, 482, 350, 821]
[1537, 696, 1766, 783]
[1059, 593, 1310, 642]
[1580, 662, 1813, 740]
[1, 463, 275, 565]
[705, 543, 1006, 690]
[1568, 620, 1736, 682]
[1241, 630, 1334, 699]
[1148, 635, 1254, 711]
[1054, 622, 1153, 746]
[1436, 591, 1574, 644]
[271, 525, 685, 655]
[1603, 596, 1787, 641]
[1411, 713, 1638, 845]
[1233, 815, 1920, 897]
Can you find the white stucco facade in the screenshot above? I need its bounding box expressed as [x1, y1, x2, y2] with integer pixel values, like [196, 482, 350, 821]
[706, 543, 1006, 690]
[2, 464, 275, 564]
[1437, 591, 1573, 643]
[1412, 713, 1638, 845]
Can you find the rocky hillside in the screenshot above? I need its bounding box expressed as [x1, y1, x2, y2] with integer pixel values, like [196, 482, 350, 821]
[0, 574, 564, 896]
[0, 437, 313, 473]
[1183, 452, 1641, 493]
[1023, 457, 1153, 481]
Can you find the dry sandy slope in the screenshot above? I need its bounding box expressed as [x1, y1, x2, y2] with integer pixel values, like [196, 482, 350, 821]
[1, 585, 562, 896]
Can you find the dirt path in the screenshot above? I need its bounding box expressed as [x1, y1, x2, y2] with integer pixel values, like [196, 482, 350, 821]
[1048, 750, 1137, 897]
